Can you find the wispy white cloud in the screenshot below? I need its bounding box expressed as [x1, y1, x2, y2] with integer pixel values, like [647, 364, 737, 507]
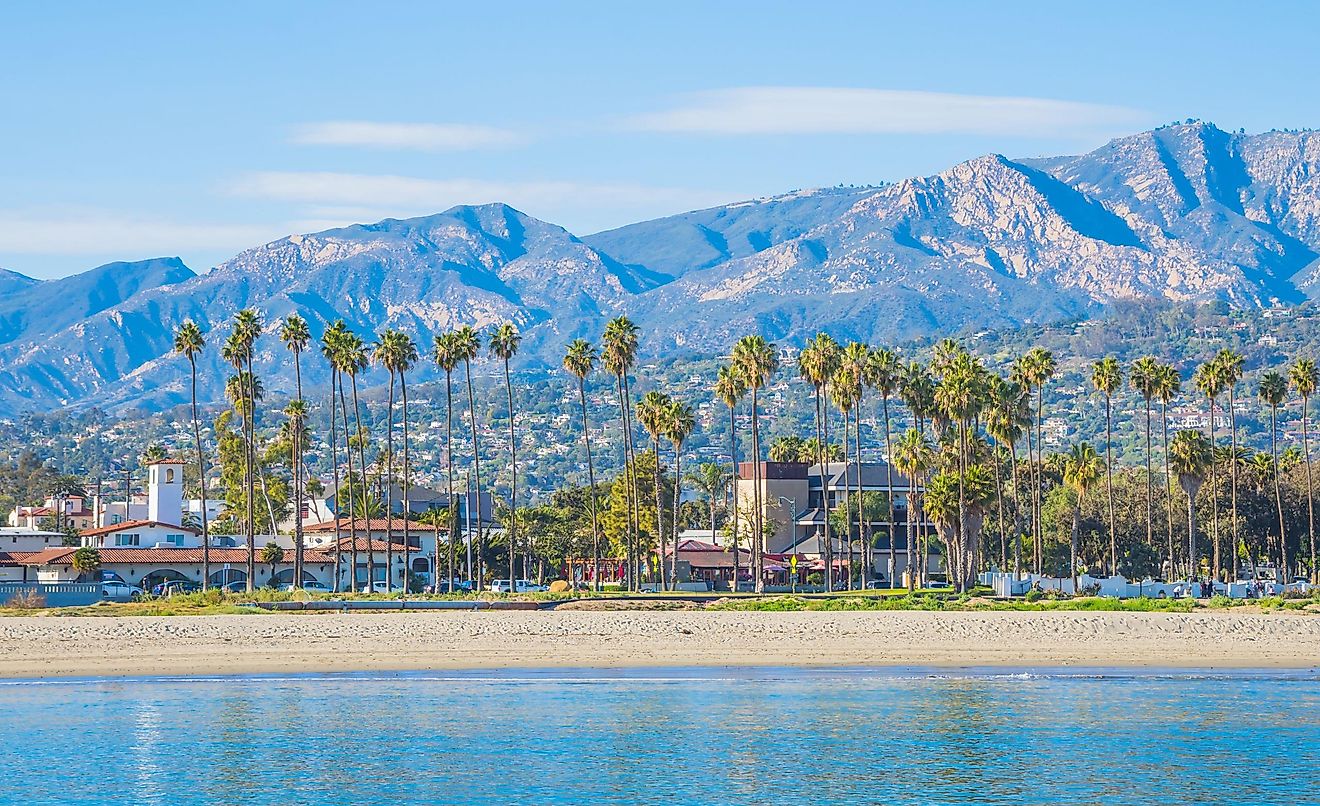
[0, 209, 278, 256]
[625, 87, 1148, 137]
[291, 121, 526, 151]
[230, 171, 732, 228]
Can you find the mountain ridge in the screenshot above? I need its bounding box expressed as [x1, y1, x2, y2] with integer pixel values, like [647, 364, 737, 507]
[5, 121, 1320, 414]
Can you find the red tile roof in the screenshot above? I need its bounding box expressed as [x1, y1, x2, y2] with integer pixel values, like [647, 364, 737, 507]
[0, 551, 45, 567]
[80, 520, 200, 538]
[21, 547, 338, 566]
[304, 517, 429, 533]
[327, 537, 421, 553]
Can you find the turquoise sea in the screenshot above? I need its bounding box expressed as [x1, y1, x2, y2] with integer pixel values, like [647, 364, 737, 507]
[2, 667, 1317, 805]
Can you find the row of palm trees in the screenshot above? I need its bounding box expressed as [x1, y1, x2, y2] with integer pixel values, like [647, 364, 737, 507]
[171, 307, 1320, 594]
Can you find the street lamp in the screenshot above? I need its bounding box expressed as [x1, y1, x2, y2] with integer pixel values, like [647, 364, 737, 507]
[777, 495, 797, 587]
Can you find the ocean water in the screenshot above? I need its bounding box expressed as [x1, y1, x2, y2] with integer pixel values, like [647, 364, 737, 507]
[2, 667, 1317, 805]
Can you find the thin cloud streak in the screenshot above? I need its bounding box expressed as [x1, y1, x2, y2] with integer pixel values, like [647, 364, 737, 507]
[625, 87, 1149, 137]
[291, 121, 526, 151]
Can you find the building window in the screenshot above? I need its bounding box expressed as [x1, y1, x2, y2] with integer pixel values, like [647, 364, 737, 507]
[166, 534, 185, 546]
[115, 534, 140, 547]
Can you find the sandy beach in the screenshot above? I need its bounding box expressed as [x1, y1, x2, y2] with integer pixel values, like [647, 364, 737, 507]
[2, 609, 1318, 679]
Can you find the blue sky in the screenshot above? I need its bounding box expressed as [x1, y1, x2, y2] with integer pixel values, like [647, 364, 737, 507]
[5, 0, 1319, 278]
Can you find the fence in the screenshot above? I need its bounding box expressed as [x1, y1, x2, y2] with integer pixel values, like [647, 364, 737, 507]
[0, 582, 101, 608]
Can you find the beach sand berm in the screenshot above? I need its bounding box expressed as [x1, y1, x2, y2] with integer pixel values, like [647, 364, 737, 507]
[2, 610, 1318, 679]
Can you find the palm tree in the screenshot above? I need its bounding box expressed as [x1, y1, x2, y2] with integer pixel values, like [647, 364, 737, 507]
[830, 364, 861, 589]
[840, 341, 870, 585]
[434, 332, 462, 584]
[865, 347, 901, 587]
[452, 325, 484, 585]
[1290, 358, 1318, 583]
[892, 428, 935, 591]
[224, 310, 261, 592]
[713, 364, 747, 590]
[339, 330, 372, 591]
[1169, 429, 1213, 579]
[1090, 357, 1122, 575]
[1062, 442, 1103, 590]
[636, 390, 673, 588]
[797, 333, 840, 590]
[1017, 347, 1056, 574]
[71, 546, 101, 583]
[602, 316, 641, 590]
[376, 329, 418, 594]
[732, 335, 779, 593]
[489, 322, 522, 589]
[172, 321, 210, 590]
[1216, 349, 1245, 581]
[1259, 371, 1289, 581]
[1129, 357, 1160, 553]
[1150, 363, 1181, 578]
[563, 339, 603, 591]
[1193, 358, 1227, 580]
[320, 321, 347, 591]
[260, 542, 285, 586]
[664, 399, 696, 586]
[279, 314, 310, 587]
[688, 461, 731, 551]
[986, 375, 1029, 577]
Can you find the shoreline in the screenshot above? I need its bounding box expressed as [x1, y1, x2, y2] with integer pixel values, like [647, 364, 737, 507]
[2, 610, 1318, 680]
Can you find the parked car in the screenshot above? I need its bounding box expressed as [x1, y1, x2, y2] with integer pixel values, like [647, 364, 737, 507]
[101, 581, 143, 602]
[433, 579, 472, 593]
[221, 581, 248, 594]
[489, 579, 547, 593]
[151, 580, 201, 597]
[280, 581, 332, 593]
[360, 581, 392, 594]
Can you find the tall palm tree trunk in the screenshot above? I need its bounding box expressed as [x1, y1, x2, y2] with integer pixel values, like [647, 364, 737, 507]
[189, 356, 210, 591]
[1161, 398, 1175, 580]
[577, 378, 601, 593]
[503, 358, 517, 590]
[338, 380, 359, 591]
[1186, 488, 1197, 581]
[840, 409, 854, 591]
[463, 361, 485, 589]
[671, 442, 682, 587]
[328, 370, 342, 591]
[750, 387, 764, 593]
[1271, 406, 1287, 582]
[400, 369, 410, 599]
[1105, 394, 1116, 575]
[1303, 393, 1316, 583]
[292, 352, 304, 589]
[993, 445, 1006, 574]
[1010, 443, 1023, 579]
[444, 371, 456, 587]
[853, 407, 865, 589]
[1034, 389, 1044, 575]
[622, 374, 642, 591]
[1208, 397, 1219, 582]
[384, 369, 396, 592]
[882, 397, 896, 588]
[652, 432, 666, 590]
[728, 405, 740, 592]
[613, 375, 636, 590]
[819, 389, 831, 592]
[1145, 399, 1154, 550]
[1228, 387, 1240, 582]
[350, 373, 374, 591]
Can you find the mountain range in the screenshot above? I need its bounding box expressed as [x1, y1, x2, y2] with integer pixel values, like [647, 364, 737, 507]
[5, 120, 1320, 415]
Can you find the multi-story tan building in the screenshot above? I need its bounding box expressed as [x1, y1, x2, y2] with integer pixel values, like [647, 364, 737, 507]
[734, 460, 940, 585]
